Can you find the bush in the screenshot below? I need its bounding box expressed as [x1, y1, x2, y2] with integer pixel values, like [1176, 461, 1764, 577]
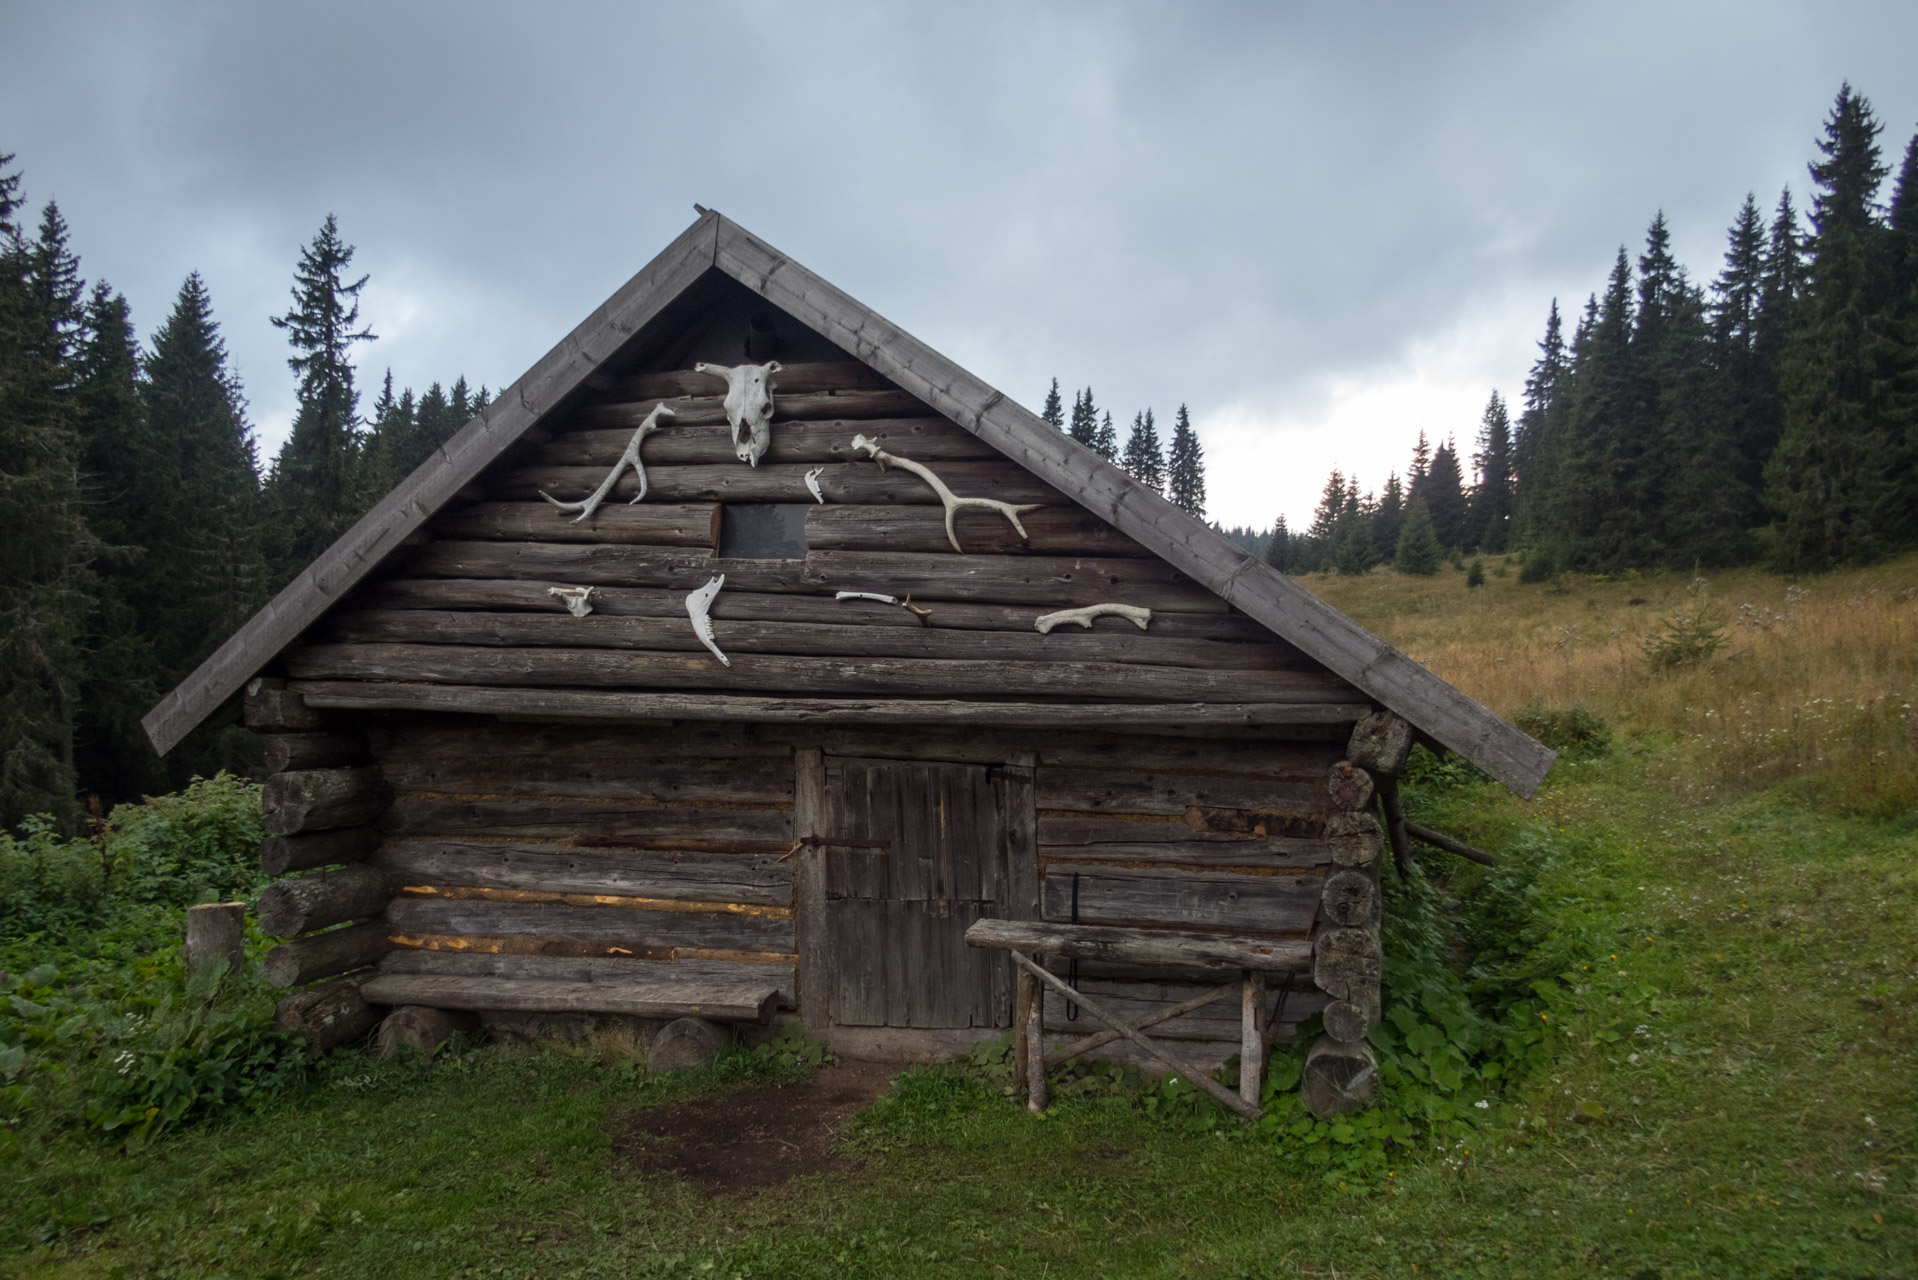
[1466, 558, 1486, 588]
[0, 817, 106, 938]
[1518, 544, 1557, 583]
[1511, 704, 1613, 760]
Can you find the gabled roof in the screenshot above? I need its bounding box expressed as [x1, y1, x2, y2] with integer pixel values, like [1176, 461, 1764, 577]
[142, 212, 1555, 796]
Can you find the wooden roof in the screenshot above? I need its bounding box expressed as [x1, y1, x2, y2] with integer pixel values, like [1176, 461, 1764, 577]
[141, 212, 1555, 796]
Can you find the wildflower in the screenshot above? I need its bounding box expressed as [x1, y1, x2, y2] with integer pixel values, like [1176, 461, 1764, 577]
[1475, 1100, 1491, 1110]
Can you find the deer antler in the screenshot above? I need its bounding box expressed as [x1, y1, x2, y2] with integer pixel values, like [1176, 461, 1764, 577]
[1034, 603, 1152, 634]
[835, 590, 934, 627]
[851, 434, 1041, 553]
[539, 404, 675, 522]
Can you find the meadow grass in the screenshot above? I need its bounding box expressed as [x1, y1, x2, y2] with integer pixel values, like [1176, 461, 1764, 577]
[1, 559, 1913, 1278]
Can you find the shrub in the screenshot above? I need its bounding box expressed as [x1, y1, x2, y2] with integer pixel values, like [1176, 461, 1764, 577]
[0, 817, 106, 938]
[1466, 558, 1486, 588]
[1511, 704, 1612, 760]
[1517, 543, 1557, 583]
[1641, 607, 1729, 670]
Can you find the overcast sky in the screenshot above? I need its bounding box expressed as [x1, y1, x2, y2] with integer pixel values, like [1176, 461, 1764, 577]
[4, 2, 1914, 530]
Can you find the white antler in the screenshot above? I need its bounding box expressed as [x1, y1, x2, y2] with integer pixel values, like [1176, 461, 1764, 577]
[695, 361, 781, 467]
[685, 575, 729, 665]
[1034, 603, 1152, 634]
[851, 434, 1041, 553]
[835, 589, 933, 627]
[804, 466, 826, 503]
[539, 404, 675, 522]
[546, 586, 597, 618]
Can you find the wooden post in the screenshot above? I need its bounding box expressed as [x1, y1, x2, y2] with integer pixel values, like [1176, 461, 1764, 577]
[793, 747, 830, 1040]
[1240, 970, 1265, 1108]
[1012, 966, 1033, 1093]
[184, 903, 245, 984]
[1021, 957, 1048, 1113]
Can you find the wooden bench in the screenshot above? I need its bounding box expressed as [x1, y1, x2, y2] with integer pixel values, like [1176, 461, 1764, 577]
[359, 972, 783, 1023]
[964, 919, 1313, 1122]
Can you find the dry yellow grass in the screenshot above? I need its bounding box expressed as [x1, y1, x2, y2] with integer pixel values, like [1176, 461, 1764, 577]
[1301, 550, 1918, 813]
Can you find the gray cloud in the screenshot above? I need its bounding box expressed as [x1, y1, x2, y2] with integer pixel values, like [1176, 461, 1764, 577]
[4, 0, 1913, 526]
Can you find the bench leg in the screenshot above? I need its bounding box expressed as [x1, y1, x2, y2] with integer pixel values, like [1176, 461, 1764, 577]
[1021, 959, 1048, 1113]
[1240, 970, 1266, 1108]
[1013, 966, 1032, 1094]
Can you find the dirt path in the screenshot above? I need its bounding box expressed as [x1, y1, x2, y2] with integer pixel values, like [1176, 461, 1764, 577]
[616, 1059, 895, 1192]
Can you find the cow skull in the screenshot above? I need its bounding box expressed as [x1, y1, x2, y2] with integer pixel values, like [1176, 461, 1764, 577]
[695, 360, 782, 467]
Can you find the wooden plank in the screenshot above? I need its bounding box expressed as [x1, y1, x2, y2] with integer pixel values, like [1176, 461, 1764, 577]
[142, 212, 722, 757]
[380, 794, 792, 849]
[583, 388, 927, 428]
[608, 360, 893, 402]
[491, 459, 1061, 507]
[1037, 812, 1327, 847]
[966, 919, 1311, 973]
[1044, 978, 1241, 1043]
[378, 755, 792, 805]
[359, 973, 781, 1022]
[999, 754, 1039, 922]
[383, 896, 794, 954]
[380, 946, 793, 997]
[375, 838, 793, 907]
[1037, 736, 1344, 774]
[710, 216, 1556, 795]
[295, 680, 1374, 730]
[537, 416, 993, 467]
[793, 747, 830, 1038]
[1038, 839, 1329, 870]
[1046, 980, 1236, 1061]
[432, 502, 720, 548]
[284, 643, 1352, 704]
[1037, 767, 1332, 816]
[805, 505, 1153, 557]
[360, 579, 1281, 641]
[1041, 863, 1322, 934]
[325, 609, 1310, 672]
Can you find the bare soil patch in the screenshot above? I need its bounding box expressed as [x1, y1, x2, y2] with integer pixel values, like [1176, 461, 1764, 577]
[616, 1059, 894, 1192]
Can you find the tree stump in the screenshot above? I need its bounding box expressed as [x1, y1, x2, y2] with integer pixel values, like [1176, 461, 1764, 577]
[647, 1017, 728, 1072]
[1303, 1036, 1380, 1117]
[377, 1005, 478, 1061]
[184, 903, 245, 985]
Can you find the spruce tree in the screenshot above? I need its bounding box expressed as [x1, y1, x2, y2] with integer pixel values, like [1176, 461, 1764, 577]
[1767, 84, 1903, 566]
[1300, 469, 1346, 573]
[1121, 408, 1166, 493]
[1550, 252, 1639, 569]
[1373, 471, 1404, 558]
[0, 167, 94, 827]
[266, 213, 376, 584]
[1392, 497, 1442, 575]
[1068, 387, 1099, 448]
[1420, 438, 1467, 551]
[1092, 409, 1118, 462]
[1264, 514, 1292, 573]
[1513, 300, 1566, 536]
[1166, 404, 1205, 516]
[1040, 378, 1064, 429]
[1469, 392, 1514, 552]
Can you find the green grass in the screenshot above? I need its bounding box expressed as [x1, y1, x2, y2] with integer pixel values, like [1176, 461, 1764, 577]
[3, 742, 1912, 1279]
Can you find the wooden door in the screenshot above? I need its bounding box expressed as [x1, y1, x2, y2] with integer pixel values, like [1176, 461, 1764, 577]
[823, 759, 1012, 1029]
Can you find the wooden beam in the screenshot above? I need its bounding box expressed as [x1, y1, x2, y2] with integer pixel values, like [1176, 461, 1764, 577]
[1406, 821, 1501, 867]
[1043, 980, 1234, 1068]
[609, 360, 893, 402]
[583, 388, 926, 428]
[538, 415, 989, 467]
[141, 211, 722, 756]
[358, 973, 781, 1023]
[965, 918, 1310, 973]
[288, 680, 1373, 730]
[792, 747, 830, 1039]
[433, 502, 720, 548]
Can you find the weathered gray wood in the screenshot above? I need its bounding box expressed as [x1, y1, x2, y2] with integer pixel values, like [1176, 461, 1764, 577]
[999, 754, 1039, 922]
[142, 213, 722, 757]
[1038, 813, 1327, 849]
[243, 677, 337, 732]
[257, 864, 390, 938]
[1045, 980, 1234, 1066]
[262, 766, 391, 836]
[377, 755, 793, 806]
[608, 360, 893, 402]
[400, 543, 1226, 612]
[379, 948, 794, 1006]
[325, 608, 1306, 672]
[1319, 868, 1378, 928]
[364, 578, 1280, 640]
[1311, 927, 1382, 1002]
[380, 794, 793, 850]
[265, 920, 392, 988]
[433, 502, 720, 548]
[1040, 840, 1328, 870]
[1302, 1035, 1380, 1116]
[260, 826, 382, 876]
[711, 216, 1555, 796]
[540, 415, 991, 467]
[375, 838, 794, 907]
[966, 918, 1310, 973]
[1010, 949, 1259, 1121]
[1407, 821, 1501, 867]
[1041, 863, 1321, 935]
[262, 732, 368, 773]
[1376, 775, 1415, 879]
[1014, 966, 1034, 1095]
[1321, 999, 1373, 1045]
[1037, 767, 1329, 816]
[1325, 761, 1375, 812]
[1241, 970, 1266, 1107]
[275, 974, 381, 1053]
[376, 1004, 478, 1059]
[805, 504, 1151, 557]
[1038, 737, 1343, 774]
[1322, 811, 1383, 869]
[383, 896, 795, 955]
[494, 458, 1061, 507]
[584, 388, 928, 429]
[360, 973, 781, 1022]
[184, 903, 245, 983]
[793, 747, 830, 1038]
[285, 643, 1349, 705]
[1346, 710, 1415, 776]
[1024, 970, 1046, 1112]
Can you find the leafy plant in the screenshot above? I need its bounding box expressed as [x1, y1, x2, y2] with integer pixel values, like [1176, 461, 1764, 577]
[1512, 704, 1612, 760]
[1641, 607, 1729, 669]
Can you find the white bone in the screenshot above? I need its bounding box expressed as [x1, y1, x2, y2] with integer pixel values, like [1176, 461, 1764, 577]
[685, 574, 729, 666]
[546, 586, 597, 618]
[1034, 603, 1152, 634]
[539, 404, 675, 522]
[835, 589, 933, 626]
[851, 434, 1042, 553]
[695, 360, 782, 467]
[805, 466, 826, 503]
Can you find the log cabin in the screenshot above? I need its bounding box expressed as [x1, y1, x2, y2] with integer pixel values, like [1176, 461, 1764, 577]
[142, 212, 1554, 1118]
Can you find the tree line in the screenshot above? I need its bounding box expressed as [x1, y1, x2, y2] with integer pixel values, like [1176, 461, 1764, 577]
[1267, 84, 1918, 580]
[0, 155, 484, 827]
[1033, 379, 1209, 517]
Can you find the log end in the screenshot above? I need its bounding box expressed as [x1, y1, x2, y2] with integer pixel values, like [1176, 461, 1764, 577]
[1303, 1035, 1380, 1117]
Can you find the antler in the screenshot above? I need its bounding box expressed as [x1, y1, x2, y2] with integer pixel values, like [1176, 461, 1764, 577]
[539, 404, 675, 522]
[851, 434, 1041, 553]
[1034, 603, 1152, 634]
[835, 590, 933, 627]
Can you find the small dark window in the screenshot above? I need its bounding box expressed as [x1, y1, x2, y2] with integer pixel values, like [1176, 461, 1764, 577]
[719, 503, 810, 560]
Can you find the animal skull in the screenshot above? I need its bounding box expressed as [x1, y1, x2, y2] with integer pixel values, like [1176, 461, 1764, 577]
[695, 361, 782, 467]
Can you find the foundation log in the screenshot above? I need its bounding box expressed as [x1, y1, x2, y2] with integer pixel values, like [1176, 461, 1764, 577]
[257, 864, 390, 939]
